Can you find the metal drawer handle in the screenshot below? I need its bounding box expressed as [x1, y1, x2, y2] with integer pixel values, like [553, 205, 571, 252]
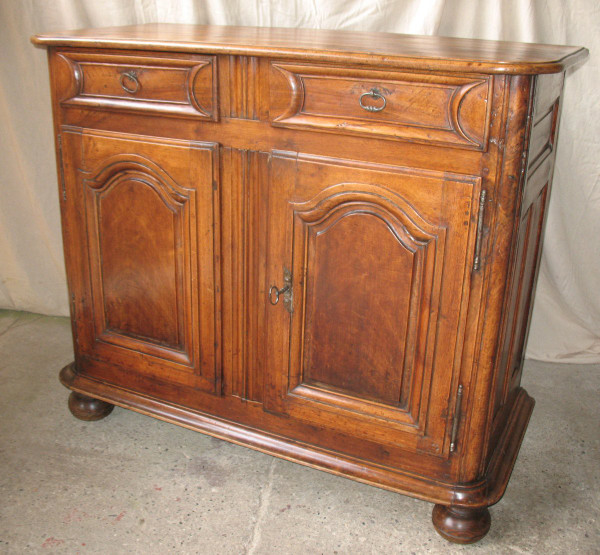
[359, 88, 387, 112]
[120, 70, 140, 94]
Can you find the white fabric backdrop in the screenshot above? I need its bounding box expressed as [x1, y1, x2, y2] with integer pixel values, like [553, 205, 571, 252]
[1, 0, 598, 362]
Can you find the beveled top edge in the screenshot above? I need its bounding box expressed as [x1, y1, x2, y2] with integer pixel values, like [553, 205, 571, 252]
[31, 24, 588, 75]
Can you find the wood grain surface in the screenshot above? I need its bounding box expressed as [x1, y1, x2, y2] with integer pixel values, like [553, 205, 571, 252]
[33, 23, 588, 74]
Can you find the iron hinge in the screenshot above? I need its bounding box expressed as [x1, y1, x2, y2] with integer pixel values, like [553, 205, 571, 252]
[450, 384, 464, 453]
[57, 134, 67, 201]
[472, 189, 487, 271]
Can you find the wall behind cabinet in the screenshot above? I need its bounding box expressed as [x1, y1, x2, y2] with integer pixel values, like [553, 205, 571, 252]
[0, 0, 598, 362]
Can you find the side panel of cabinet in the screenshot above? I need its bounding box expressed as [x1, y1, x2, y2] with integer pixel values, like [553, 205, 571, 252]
[485, 73, 563, 464]
[264, 153, 481, 457]
[60, 128, 220, 394]
[495, 73, 563, 408]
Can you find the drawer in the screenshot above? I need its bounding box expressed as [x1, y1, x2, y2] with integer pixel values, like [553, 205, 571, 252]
[56, 51, 217, 120]
[269, 62, 491, 150]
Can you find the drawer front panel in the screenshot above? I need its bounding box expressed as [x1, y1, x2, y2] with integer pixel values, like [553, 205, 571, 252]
[270, 63, 491, 150]
[57, 51, 217, 119]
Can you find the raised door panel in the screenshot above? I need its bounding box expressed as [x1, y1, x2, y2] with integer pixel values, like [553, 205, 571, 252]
[61, 128, 219, 393]
[265, 153, 481, 457]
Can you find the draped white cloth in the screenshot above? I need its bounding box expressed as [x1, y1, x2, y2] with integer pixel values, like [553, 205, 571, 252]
[1, 0, 598, 362]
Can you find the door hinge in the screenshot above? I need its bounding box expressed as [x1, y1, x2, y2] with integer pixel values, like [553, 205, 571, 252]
[449, 384, 464, 453]
[57, 134, 67, 201]
[472, 189, 487, 271]
[70, 293, 79, 345]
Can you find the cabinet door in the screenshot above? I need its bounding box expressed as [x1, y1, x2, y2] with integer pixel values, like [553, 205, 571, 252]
[61, 129, 219, 393]
[264, 153, 481, 457]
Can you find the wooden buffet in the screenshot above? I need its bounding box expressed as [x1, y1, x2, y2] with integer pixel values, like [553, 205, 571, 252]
[32, 24, 587, 543]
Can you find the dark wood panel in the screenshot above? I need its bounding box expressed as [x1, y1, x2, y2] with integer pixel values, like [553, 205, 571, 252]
[494, 184, 548, 413]
[532, 72, 564, 121]
[527, 105, 557, 172]
[96, 177, 181, 347]
[527, 72, 562, 175]
[302, 210, 417, 406]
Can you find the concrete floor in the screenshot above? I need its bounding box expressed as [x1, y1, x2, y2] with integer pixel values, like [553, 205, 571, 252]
[0, 310, 598, 554]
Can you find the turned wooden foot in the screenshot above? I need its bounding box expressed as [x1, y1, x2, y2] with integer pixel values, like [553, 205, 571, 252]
[432, 504, 491, 544]
[68, 391, 114, 421]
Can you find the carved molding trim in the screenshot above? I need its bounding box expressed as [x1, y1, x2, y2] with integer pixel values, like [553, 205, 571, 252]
[222, 148, 267, 401]
[85, 154, 191, 201]
[449, 80, 490, 147]
[271, 64, 304, 122]
[226, 56, 261, 120]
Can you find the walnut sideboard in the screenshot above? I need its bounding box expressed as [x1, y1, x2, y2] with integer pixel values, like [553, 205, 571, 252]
[32, 25, 587, 543]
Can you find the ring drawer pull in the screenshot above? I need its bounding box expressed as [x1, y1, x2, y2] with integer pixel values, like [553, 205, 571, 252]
[359, 88, 387, 112]
[120, 70, 140, 94]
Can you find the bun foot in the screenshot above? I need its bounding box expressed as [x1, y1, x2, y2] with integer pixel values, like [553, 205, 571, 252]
[432, 504, 491, 544]
[68, 391, 114, 421]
